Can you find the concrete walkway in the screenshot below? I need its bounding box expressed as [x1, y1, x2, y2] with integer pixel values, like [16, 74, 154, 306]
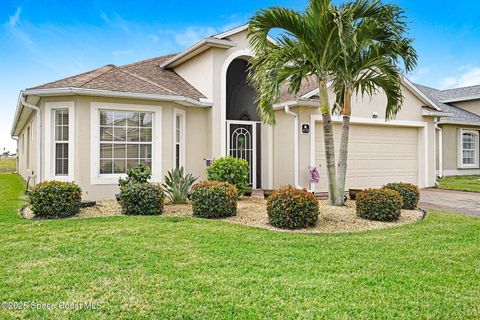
[420, 188, 480, 216]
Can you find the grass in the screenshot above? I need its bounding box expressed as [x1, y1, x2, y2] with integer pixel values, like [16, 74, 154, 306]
[0, 173, 479, 319]
[437, 175, 480, 193]
[0, 158, 16, 170]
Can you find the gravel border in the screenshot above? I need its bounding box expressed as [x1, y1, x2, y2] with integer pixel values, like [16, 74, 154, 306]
[21, 197, 425, 234]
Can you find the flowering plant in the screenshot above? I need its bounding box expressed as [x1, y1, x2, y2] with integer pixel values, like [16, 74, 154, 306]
[309, 167, 320, 183]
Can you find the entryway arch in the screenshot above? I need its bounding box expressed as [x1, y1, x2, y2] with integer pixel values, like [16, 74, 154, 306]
[225, 57, 261, 188]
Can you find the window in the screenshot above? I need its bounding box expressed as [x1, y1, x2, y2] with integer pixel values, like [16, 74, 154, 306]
[462, 130, 478, 167]
[173, 109, 185, 169]
[99, 110, 153, 174]
[44, 101, 74, 181]
[54, 109, 69, 176]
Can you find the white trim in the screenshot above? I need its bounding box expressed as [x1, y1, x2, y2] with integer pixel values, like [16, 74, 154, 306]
[284, 105, 301, 189]
[160, 38, 236, 68]
[441, 95, 480, 103]
[458, 128, 479, 169]
[214, 23, 277, 44]
[267, 124, 274, 189]
[173, 108, 186, 170]
[21, 88, 212, 107]
[422, 109, 452, 117]
[443, 169, 480, 176]
[90, 102, 162, 185]
[401, 77, 443, 111]
[220, 48, 254, 157]
[226, 120, 258, 188]
[310, 115, 428, 127]
[309, 115, 430, 189]
[44, 101, 75, 182]
[214, 24, 249, 39]
[438, 120, 480, 126]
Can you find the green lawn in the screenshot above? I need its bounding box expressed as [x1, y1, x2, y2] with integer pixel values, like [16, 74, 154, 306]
[0, 158, 16, 170]
[437, 175, 480, 193]
[0, 174, 479, 319]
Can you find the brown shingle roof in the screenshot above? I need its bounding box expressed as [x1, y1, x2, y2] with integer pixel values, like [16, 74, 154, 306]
[29, 54, 205, 100]
[278, 74, 318, 103]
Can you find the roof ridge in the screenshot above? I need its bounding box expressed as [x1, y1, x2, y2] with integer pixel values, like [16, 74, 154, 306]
[413, 83, 440, 91]
[120, 53, 177, 68]
[118, 68, 178, 95]
[28, 64, 116, 90]
[77, 65, 117, 87]
[446, 102, 480, 118]
[441, 83, 480, 93]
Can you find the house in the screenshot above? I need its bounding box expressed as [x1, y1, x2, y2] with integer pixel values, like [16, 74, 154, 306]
[10, 24, 479, 200]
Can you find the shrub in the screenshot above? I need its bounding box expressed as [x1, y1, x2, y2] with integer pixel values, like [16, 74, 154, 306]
[118, 162, 151, 188]
[119, 183, 165, 215]
[206, 157, 249, 195]
[190, 181, 237, 218]
[356, 188, 403, 221]
[28, 181, 82, 218]
[383, 182, 420, 210]
[162, 167, 198, 204]
[267, 185, 319, 229]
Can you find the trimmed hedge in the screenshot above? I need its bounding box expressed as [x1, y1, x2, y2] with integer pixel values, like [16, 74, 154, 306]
[119, 183, 165, 215]
[356, 188, 403, 221]
[267, 185, 319, 229]
[28, 181, 82, 218]
[206, 157, 250, 195]
[383, 182, 420, 210]
[190, 181, 237, 218]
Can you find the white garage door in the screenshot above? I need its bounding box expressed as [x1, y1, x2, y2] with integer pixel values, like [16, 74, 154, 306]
[314, 123, 419, 192]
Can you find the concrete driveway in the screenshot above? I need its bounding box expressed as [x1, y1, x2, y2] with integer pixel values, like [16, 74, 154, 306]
[420, 188, 480, 216]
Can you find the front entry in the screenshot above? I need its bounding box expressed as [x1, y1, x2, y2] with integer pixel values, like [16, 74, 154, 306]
[227, 121, 260, 188]
[225, 58, 261, 188]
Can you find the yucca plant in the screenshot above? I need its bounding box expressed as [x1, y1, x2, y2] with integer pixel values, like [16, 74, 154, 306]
[162, 167, 198, 204]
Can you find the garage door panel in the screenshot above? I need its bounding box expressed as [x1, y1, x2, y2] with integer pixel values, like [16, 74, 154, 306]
[314, 123, 418, 192]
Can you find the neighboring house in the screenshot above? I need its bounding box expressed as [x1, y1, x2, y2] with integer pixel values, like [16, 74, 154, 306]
[415, 85, 480, 177]
[11, 24, 475, 201]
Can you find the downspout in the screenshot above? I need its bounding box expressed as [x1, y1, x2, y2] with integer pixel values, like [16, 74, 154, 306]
[12, 136, 18, 173]
[20, 94, 41, 184]
[284, 105, 301, 189]
[435, 118, 443, 178]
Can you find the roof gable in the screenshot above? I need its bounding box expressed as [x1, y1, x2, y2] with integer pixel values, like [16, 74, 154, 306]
[28, 54, 205, 100]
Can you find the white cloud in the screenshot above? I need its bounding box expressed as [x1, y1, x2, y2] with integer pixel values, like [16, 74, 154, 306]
[440, 67, 480, 89]
[174, 26, 217, 47]
[4, 7, 34, 48]
[7, 7, 21, 28]
[417, 67, 430, 76]
[409, 67, 431, 82]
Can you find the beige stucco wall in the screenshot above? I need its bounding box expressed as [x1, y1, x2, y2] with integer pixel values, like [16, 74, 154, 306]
[440, 124, 480, 176]
[34, 95, 209, 200]
[452, 100, 480, 116]
[292, 84, 437, 191]
[17, 111, 37, 184]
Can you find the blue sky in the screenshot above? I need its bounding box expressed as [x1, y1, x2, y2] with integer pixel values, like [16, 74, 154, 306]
[1, 0, 480, 152]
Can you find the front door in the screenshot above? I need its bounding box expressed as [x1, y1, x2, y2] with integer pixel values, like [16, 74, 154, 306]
[227, 121, 258, 188]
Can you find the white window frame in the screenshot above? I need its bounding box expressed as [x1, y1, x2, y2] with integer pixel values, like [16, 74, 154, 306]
[44, 101, 75, 181]
[458, 129, 479, 168]
[173, 108, 186, 170]
[90, 102, 162, 185]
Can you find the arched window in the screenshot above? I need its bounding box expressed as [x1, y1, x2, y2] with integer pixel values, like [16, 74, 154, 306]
[461, 130, 479, 167]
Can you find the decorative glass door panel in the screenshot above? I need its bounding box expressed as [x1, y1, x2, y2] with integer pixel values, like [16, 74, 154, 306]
[227, 121, 257, 187]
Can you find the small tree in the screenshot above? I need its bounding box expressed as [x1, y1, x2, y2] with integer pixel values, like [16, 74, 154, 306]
[247, 0, 416, 205]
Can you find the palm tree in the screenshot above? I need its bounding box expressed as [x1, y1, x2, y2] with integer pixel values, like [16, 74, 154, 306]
[247, 0, 417, 205]
[331, 1, 418, 205]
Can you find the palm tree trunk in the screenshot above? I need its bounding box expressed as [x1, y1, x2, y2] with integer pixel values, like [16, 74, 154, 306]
[335, 89, 352, 206]
[318, 81, 338, 205]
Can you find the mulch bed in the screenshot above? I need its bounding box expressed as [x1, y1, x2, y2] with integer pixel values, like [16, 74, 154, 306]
[22, 196, 424, 234]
